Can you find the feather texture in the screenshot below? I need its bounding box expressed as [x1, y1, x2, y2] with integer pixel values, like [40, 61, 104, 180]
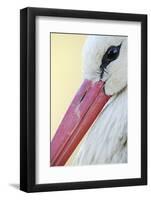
[72, 88, 127, 165]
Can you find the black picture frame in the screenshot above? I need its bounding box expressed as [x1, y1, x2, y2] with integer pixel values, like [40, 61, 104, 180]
[20, 7, 147, 192]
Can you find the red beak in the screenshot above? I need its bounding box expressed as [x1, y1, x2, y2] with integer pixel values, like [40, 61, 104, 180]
[51, 79, 111, 166]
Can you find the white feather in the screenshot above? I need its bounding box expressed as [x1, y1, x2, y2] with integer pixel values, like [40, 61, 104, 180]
[72, 88, 127, 165]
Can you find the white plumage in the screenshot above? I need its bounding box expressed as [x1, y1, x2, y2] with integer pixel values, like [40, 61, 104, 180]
[72, 35, 128, 165]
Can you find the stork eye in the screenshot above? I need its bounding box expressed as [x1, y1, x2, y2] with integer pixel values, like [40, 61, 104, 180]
[102, 43, 121, 63]
[100, 43, 122, 79]
[107, 46, 120, 60]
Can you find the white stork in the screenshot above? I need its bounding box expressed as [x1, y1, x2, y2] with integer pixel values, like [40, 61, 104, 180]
[51, 35, 128, 166]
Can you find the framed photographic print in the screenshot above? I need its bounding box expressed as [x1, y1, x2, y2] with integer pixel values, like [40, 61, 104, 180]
[20, 7, 147, 192]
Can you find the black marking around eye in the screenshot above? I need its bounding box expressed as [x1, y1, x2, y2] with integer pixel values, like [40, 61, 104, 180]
[100, 43, 122, 79]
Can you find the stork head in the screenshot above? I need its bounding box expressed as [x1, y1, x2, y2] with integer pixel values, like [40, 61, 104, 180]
[83, 35, 127, 95]
[51, 35, 127, 166]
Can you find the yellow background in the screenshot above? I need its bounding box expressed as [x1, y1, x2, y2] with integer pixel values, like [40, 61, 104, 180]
[51, 33, 86, 139]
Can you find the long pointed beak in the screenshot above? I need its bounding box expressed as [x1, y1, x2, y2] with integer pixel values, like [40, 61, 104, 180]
[51, 79, 111, 166]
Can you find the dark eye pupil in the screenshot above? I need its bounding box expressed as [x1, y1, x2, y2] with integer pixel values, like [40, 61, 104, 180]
[108, 47, 118, 58]
[107, 47, 119, 60]
[100, 43, 122, 79]
[101, 43, 121, 69]
[102, 44, 121, 65]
